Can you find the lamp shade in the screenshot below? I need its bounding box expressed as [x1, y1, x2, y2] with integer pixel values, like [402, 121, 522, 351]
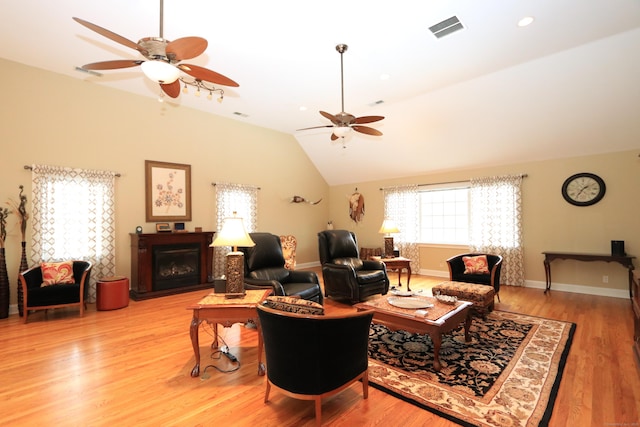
[378, 219, 400, 235]
[210, 215, 255, 250]
[141, 60, 181, 84]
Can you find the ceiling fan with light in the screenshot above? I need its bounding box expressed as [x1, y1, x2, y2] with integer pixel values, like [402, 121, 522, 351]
[73, 0, 238, 101]
[297, 44, 384, 141]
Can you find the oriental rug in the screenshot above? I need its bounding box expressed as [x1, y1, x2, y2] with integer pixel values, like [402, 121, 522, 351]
[367, 311, 575, 427]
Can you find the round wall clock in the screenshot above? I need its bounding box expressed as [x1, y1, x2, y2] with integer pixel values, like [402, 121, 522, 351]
[561, 172, 606, 206]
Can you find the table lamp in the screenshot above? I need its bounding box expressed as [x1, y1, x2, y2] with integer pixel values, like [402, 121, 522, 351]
[378, 219, 400, 258]
[210, 212, 255, 295]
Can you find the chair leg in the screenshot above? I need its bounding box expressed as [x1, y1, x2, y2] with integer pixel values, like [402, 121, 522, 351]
[362, 370, 369, 399]
[314, 397, 322, 427]
[496, 291, 501, 302]
[265, 379, 271, 403]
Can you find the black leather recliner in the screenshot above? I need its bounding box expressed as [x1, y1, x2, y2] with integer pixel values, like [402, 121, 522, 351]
[239, 232, 323, 304]
[318, 230, 389, 304]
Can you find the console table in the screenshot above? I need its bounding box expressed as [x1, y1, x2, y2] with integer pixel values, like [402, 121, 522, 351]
[542, 251, 635, 298]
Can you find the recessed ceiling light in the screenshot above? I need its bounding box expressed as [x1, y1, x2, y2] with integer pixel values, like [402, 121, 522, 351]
[299, 106, 307, 111]
[518, 16, 535, 27]
[380, 74, 390, 81]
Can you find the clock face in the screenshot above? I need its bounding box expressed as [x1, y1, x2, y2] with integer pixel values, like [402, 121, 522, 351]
[561, 173, 606, 206]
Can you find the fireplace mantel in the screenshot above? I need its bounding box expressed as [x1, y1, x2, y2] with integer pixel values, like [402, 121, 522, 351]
[130, 232, 215, 300]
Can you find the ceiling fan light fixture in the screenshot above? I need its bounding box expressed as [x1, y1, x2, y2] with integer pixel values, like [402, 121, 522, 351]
[141, 59, 180, 84]
[333, 126, 352, 138]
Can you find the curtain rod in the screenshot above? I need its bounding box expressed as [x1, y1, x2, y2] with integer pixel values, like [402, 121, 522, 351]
[212, 182, 261, 190]
[380, 174, 528, 190]
[24, 165, 121, 177]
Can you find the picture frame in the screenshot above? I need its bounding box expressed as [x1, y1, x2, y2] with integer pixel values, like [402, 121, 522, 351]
[145, 160, 192, 222]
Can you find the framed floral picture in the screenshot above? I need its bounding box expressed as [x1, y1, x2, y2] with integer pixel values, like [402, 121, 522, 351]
[145, 160, 192, 222]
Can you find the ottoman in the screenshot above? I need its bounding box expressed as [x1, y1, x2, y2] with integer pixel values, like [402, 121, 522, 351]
[96, 276, 130, 311]
[432, 281, 495, 318]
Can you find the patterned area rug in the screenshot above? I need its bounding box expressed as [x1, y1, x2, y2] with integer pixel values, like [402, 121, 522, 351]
[367, 311, 575, 427]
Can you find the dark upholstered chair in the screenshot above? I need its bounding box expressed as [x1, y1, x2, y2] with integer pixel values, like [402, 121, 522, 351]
[446, 253, 503, 301]
[256, 303, 374, 426]
[19, 260, 92, 324]
[318, 230, 389, 304]
[240, 232, 323, 304]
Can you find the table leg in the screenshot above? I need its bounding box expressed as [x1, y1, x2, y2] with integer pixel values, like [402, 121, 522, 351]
[543, 258, 551, 294]
[430, 332, 443, 372]
[464, 312, 472, 343]
[190, 314, 201, 377]
[629, 267, 635, 299]
[406, 264, 412, 292]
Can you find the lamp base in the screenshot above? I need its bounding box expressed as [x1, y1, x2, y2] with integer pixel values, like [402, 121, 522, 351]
[225, 252, 245, 295]
[384, 237, 395, 258]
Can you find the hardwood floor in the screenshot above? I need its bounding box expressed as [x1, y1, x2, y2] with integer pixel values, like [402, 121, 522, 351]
[1, 268, 638, 426]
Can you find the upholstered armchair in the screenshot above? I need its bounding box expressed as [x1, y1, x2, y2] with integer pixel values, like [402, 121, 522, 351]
[446, 253, 503, 301]
[317, 230, 390, 304]
[19, 260, 93, 323]
[240, 232, 323, 304]
[256, 302, 374, 426]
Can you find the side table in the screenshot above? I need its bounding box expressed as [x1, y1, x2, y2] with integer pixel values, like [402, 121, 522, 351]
[187, 289, 271, 377]
[371, 256, 412, 291]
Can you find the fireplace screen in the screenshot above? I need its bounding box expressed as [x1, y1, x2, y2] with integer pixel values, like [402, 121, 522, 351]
[153, 244, 201, 291]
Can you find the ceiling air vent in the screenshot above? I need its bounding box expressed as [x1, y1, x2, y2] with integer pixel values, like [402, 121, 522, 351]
[429, 16, 464, 39]
[233, 112, 249, 118]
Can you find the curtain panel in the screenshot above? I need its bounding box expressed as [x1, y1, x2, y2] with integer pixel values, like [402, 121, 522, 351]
[469, 174, 525, 287]
[382, 185, 420, 272]
[30, 164, 117, 302]
[213, 182, 259, 278]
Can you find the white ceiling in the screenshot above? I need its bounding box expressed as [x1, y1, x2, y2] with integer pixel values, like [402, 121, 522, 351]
[2, 0, 640, 185]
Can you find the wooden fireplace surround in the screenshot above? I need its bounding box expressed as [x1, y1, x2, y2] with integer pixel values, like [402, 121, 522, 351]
[130, 232, 215, 300]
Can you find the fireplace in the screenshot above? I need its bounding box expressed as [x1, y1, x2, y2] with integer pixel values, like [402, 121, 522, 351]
[130, 231, 214, 300]
[153, 244, 201, 291]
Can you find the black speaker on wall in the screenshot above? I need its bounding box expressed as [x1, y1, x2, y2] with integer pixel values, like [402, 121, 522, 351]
[611, 240, 625, 256]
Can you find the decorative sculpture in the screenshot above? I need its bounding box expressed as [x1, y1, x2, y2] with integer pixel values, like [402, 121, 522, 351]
[290, 196, 322, 205]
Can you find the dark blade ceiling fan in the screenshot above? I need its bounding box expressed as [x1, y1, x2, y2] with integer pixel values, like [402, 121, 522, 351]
[297, 44, 384, 141]
[73, 0, 238, 99]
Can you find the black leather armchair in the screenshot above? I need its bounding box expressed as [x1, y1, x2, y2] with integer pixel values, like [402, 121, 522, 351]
[446, 253, 503, 301]
[318, 230, 390, 304]
[19, 260, 92, 323]
[240, 232, 323, 304]
[256, 303, 374, 426]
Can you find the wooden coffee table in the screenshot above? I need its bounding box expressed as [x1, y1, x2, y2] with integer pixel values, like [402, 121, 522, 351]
[355, 295, 473, 371]
[187, 289, 271, 377]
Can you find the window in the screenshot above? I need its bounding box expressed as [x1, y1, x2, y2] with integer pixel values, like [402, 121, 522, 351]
[419, 185, 469, 245]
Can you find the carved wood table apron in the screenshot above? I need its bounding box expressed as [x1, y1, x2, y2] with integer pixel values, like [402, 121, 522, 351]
[371, 256, 412, 291]
[355, 295, 473, 371]
[542, 251, 636, 298]
[187, 289, 271, 377]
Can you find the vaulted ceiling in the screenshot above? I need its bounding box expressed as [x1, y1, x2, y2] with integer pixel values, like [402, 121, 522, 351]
[2, 0, 640, 185]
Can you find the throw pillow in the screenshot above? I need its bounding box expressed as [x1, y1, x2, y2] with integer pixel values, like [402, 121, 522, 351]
[462, 255, 490, 274]
[41, 261, 75, 286]
[263, 295, 324, 315]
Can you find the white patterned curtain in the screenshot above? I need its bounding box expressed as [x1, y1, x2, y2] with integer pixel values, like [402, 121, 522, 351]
[381, 185, 420, 272]
[30, 164, 117, 302]
[213, 182, 259, 278]
[469, 174, 524, 287]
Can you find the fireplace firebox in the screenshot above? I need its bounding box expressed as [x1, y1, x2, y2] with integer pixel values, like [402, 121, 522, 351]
[130, 232, 214, 300]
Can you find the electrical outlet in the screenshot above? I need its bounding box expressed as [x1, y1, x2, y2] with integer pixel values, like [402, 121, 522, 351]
[602, 275, 609, 283]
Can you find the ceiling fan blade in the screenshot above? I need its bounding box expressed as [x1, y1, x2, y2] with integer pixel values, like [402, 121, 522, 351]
[166, 37, 208, 61]
[352, 125, 383, 136]
[72, 17, 139, 51]
[353, 115, 385, 124]
[177, 64, 239, 87]
[331, 133, 339, 141]
[319, 111, 340, 125]
[80, 60, 143, 70]
[296, 125, 334, 131]
[160, 80, 181, 98]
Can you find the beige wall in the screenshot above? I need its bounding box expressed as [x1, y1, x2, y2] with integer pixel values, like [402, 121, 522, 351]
[2, 59, 638, 305]
[0, 59, 329, 305]
[327, 150, 640, 296]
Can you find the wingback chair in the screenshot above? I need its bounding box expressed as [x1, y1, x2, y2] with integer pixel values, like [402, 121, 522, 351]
[446, 253, 503, 301]
[19, 260, 93, 323]
[317, 230, 390, 303]
[256, 303, 374, 426]
[240, 232, 323, 304]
